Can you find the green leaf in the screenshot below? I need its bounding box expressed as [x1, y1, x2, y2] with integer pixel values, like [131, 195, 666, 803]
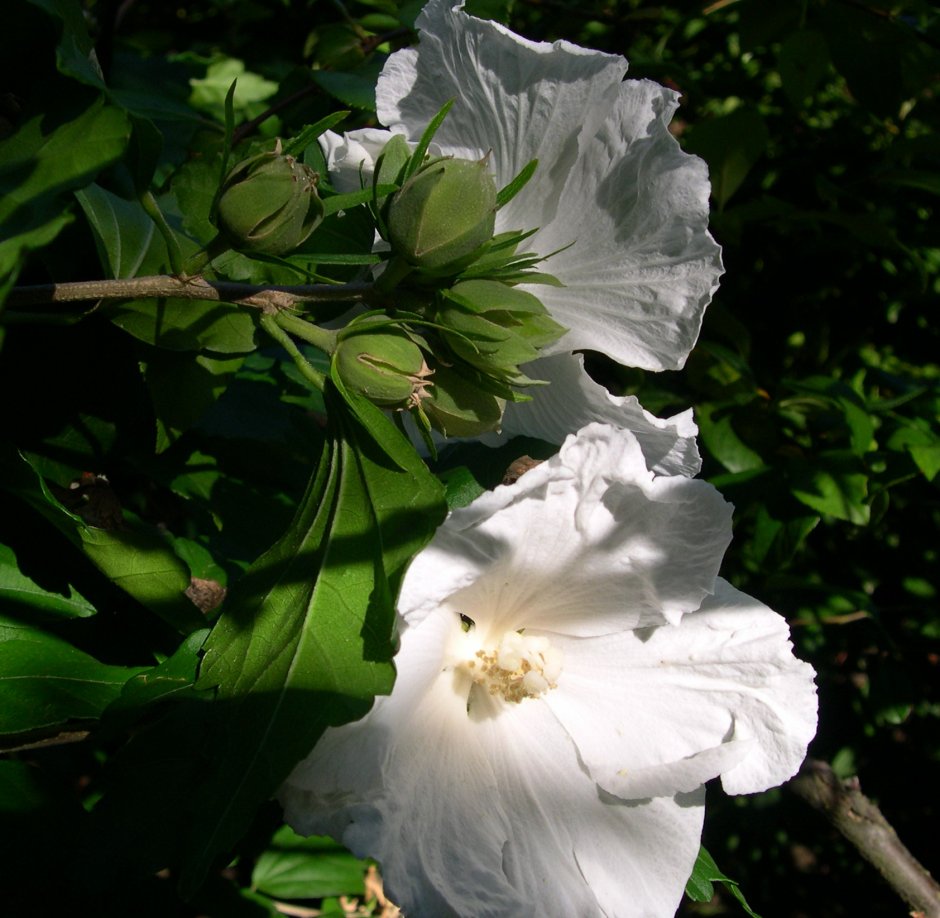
[312, 58, 384, 111]
[126, 114, 165, 194]
[75, 184, 161, 279]
[790, 451, 870, 525]
[0, 630, 146, 736]
[886, 424, 940, 481]
[0, 542, 95, 619]
[25, 0, 106, 89]
[877, 170, 940, 197]
[438, 464, 487, 510]
[696, 402, 765, 473]
[251, 826, 366, 899]
[869, 657, 914, 727]
[747, 506, 819, 570]
[685, 107, 769, 209]
[171, 154, 226, 244]
[684, 845, 762, 918]
[782, 376, 875, 456]
[5, 452, 204, 634]
[109, 629, 210, 717]
[909, 443, 940, 481]
[0, 95, 131, 292]
[178, 382, 445, 893]
[108, 298, 258, 354]
[817, 3, 914, 118]
[777, 30, 830, 107]
[189, 57, 278, 122]
[142, 350, 246, 451]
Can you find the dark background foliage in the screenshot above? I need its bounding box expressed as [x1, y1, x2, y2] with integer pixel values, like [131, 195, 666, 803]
[1, 0, 938, 915]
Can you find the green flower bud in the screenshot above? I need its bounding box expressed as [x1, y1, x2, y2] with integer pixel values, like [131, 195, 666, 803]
[436, 279, 566, 383]
[387, 156, 497, 273]
[334, 327, 432, 409]
[421, 363, 504, 437]
[216, 142, 324, 256]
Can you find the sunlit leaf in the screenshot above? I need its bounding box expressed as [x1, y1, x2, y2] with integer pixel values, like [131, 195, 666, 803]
[6, 453, 204, 634]
[685, 845, 762, 918]
[252, 825, 365, 899]
[177, 382, 445, 893]
[0, 542, 95, 619]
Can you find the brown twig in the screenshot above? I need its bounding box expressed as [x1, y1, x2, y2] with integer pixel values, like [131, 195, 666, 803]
[790, 758, 940, 918]
[6, 275, 373, 313]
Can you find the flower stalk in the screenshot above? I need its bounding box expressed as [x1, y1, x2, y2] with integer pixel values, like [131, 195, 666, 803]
[259, 314, 327, 392]
[139, 190, 186, 276]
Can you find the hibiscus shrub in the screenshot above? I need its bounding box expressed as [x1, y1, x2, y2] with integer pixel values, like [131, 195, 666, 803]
[1, 1, 937, 917]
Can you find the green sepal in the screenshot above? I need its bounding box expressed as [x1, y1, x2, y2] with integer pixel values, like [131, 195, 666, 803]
[402, 99, 455, 182]
[421, 362, 506, 437]
[372, 133, 412, 236]
[436, 279, 566, 383]
[496, 158, 538, 209]
[282, 111, 351, 158]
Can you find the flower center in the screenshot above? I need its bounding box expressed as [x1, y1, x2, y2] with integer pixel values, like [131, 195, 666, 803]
[462, 630, 563, 704]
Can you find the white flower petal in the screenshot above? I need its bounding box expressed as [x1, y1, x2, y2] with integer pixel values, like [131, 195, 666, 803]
[282, 608, 704, 918]
[545, 578, 817, 799]
[528, 79, 722, 370]
[379, 0, 627, 202]
[401, 424, 732, 635]
[283, 423, 817, 915]
[320, 127, 394, 192]
[488, 352, 702, 477]
[376, 0, 722, 371]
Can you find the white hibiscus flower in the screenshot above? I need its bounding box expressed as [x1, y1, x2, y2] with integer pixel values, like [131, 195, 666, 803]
[321, 0, 723, 475]
[281, 423, 817, 917]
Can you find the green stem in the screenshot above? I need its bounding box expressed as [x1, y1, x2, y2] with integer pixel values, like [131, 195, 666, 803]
[372, 254, 414, 297]
[274, 311, 339, 353]
[139, 191, 186, 276]
[259, 314, 327, 392]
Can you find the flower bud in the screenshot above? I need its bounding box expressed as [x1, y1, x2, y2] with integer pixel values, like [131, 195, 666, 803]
[334, 327, 432, 409]
[421, 363, 504, 437]
[387, 156, 497, 273]
[436, 280, 566, 383]
[216, 142, 324, 256]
